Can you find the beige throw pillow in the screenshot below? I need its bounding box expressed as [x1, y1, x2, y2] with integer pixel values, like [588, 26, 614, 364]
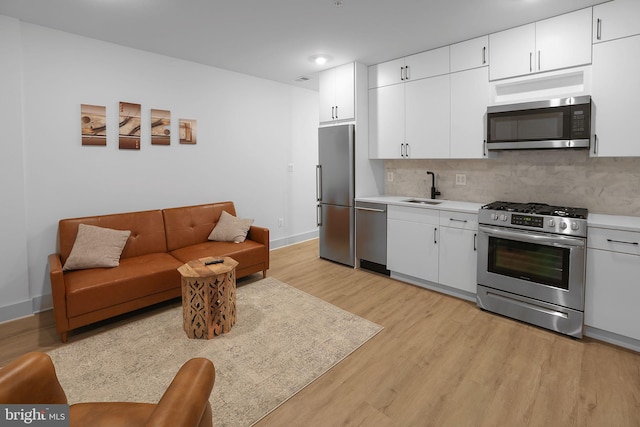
[63, 224, 131, 271]
[208, 211, 254, 243]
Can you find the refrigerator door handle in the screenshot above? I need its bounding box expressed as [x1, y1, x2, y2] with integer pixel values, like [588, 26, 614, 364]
[316, 165, 322, 201]
[316, 204, 322, 226]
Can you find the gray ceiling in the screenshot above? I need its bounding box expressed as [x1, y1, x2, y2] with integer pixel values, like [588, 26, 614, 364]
[0, 0, 606, 90]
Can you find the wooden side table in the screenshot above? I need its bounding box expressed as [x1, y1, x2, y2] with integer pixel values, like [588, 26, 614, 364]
[177, 256, 239, 339]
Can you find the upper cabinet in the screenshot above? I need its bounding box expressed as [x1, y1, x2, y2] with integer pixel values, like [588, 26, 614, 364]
[450, 36, 489, 72]
[319, 63, 355, 124]
[489, 8, 592, 80]
[368, 47, 451, 159]
[593, 0, 640, 43]
[368, 47, 450, 89]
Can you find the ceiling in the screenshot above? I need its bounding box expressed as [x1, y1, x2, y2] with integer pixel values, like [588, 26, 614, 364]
[0, 0, 606, 90]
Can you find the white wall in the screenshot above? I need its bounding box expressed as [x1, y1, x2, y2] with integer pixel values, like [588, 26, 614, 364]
[0, 18, 319, 321]
[0, 15, 31, 321]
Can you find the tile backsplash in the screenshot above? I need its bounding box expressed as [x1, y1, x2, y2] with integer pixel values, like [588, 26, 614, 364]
[385, 150, 640, 216]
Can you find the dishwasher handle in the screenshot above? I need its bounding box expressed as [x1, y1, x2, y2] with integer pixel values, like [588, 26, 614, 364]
[355, 207, 385, 213]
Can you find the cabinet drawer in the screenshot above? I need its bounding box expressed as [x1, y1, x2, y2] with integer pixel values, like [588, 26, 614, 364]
[439, 211, 478, 230]
[388, 205, 439, 224]
[588, 227, 640, 255]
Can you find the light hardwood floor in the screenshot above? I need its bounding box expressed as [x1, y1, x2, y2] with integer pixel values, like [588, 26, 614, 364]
[2, 239, 639, 426]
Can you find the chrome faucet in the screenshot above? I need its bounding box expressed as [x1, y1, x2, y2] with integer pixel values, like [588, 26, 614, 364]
[426, 171, 441, 199]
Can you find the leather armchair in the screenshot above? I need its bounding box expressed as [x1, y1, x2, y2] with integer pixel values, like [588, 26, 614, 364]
[0, 352, 215, 427]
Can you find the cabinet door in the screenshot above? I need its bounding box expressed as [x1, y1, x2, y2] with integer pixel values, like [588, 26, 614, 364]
[405, 46, 450, 80]
[405, 74, 450, 159]
[450, 67, 490, 159]
[319, 68, 336, 123]
[334, 63, 355, 122]
[593, 0, 640, 43]
[368, 58, 405, 88]
[592, 35, 640, 157]
[585, 249, 640, 341]
[368, 85, 405, 159]
[536, 8, 592, 73]
[387, 218, 438, 282]
[451, 36, 489, 72]
[489, 23, 535, 80]
[438, 227, 477, 293]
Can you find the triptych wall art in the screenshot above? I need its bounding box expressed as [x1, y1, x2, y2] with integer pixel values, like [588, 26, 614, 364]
[80, 103, 197, 148]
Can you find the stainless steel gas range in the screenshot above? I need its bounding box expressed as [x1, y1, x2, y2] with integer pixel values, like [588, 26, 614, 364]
[476, 201, 588, 338]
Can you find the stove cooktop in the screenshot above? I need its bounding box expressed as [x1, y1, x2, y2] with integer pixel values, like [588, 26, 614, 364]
[482, 201, 588, 219]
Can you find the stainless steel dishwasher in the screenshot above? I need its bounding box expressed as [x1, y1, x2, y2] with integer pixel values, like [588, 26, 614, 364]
[355, 201, 389, 275]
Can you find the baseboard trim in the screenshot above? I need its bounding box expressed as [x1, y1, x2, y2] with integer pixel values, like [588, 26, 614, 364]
[270, 230, 318, 250]
[0, 299, 33, 324]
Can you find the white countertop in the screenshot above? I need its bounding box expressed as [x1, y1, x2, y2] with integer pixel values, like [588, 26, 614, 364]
[355, 196, 484, 214]
[588, 213, 640, 233]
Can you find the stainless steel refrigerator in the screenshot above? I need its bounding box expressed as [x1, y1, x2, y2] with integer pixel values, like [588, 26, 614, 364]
[317, 124, 355, 267]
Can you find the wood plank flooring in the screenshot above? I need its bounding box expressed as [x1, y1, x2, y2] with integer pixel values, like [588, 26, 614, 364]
[1, 238, 639, 426]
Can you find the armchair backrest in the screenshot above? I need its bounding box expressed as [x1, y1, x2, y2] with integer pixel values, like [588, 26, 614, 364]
[0, 352, 68, 405]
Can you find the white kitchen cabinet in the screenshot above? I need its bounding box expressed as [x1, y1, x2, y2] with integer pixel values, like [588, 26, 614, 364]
[368, 47, 450, 89]
[405, 74, 450, 159]
[369, 73, 450, 159]
[489, 8, 592, 80]
[593, 0, 640, 43]
[438, 212, 478, 293]
[387, 205, 439, 282]
[591, 35, 640, 157]
[319, 63, 355, 124]
[450, 66, 491, 159]
[450, 36, 489, 72]
[368, 83, 405, 159]
[585, 226, 640, 341]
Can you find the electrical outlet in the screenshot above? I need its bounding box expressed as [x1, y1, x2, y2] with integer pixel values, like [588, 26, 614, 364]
[387, 172, 394, 182]
[287, 163, 294, 172]
[455, 174, 466, 186]
[278, 218, 284, 228]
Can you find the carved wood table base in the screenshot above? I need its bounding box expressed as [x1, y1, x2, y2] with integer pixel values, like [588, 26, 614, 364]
[178, 256, 239, 339]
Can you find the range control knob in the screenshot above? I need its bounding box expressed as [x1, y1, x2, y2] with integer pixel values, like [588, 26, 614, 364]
[500, 214, 508, 221]
[571, 221, 579, 230]
[491, 213, 498, 220]
[548, 219, 555, 227]
[560, 221, 568, 230]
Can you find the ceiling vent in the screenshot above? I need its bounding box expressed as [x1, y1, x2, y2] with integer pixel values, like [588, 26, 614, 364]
[294, 76, 311, 82]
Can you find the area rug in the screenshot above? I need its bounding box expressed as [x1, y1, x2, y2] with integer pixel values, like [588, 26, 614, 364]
[47, 277, 383, 426]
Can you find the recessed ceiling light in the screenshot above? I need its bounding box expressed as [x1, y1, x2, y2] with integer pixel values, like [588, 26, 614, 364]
[309, 54, 332, 65]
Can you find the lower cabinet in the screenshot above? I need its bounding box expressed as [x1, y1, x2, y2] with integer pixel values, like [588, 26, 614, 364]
[387, 205, 478, 293]
[438, 212, 478, 293]
[585, 226, 640, 341]
[387, 206, 439, 282]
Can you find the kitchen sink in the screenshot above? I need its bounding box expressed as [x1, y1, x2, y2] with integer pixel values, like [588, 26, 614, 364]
[403, 199, 442, 205]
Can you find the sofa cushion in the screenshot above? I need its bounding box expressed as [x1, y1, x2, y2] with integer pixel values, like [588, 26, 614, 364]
[208, 211, 253, 243]
[64, 253, 183, 318]
[163, 202, 237, 252]
[170, 240, 265, 271]
[63, 224, 131, 271]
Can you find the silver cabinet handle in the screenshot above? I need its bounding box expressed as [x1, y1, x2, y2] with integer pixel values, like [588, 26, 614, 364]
[405, 143, 410, 158]
[483, 139, 487, 157]
[538, 50, 541, 71]
[529, 52, 533, 72]
[400, 66, 405, 81]
[597, 18, 602, 40]
[474, 233, 477, 251]
[331, 106, 335, 120]
[482, 46, 486, 65]
[405, 65, 410, 80]
[335, 105, 338, 119]
[607, 239, 639, 246]
[593, 134, 598, 155]
[316, 205, 322, 226]
[400, 143, 404, 157]
[434, 227, 438, 244]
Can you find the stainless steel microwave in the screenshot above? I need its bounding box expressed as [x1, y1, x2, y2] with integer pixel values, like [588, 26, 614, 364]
[486, 96, 591, 150]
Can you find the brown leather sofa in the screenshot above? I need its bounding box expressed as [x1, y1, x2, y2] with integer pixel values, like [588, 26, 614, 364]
[0, 352, 215, 427]
[48, 201, 269, 343]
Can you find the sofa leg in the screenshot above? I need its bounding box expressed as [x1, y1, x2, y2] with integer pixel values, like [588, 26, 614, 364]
[60, 332, 68, 343]
[262, 270, 267, 278]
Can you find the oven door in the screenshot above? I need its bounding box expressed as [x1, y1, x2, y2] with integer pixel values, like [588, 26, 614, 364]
[477, 225, 586, 311]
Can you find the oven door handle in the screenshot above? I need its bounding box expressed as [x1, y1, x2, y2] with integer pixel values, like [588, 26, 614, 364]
[478, 225, 585, 248]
